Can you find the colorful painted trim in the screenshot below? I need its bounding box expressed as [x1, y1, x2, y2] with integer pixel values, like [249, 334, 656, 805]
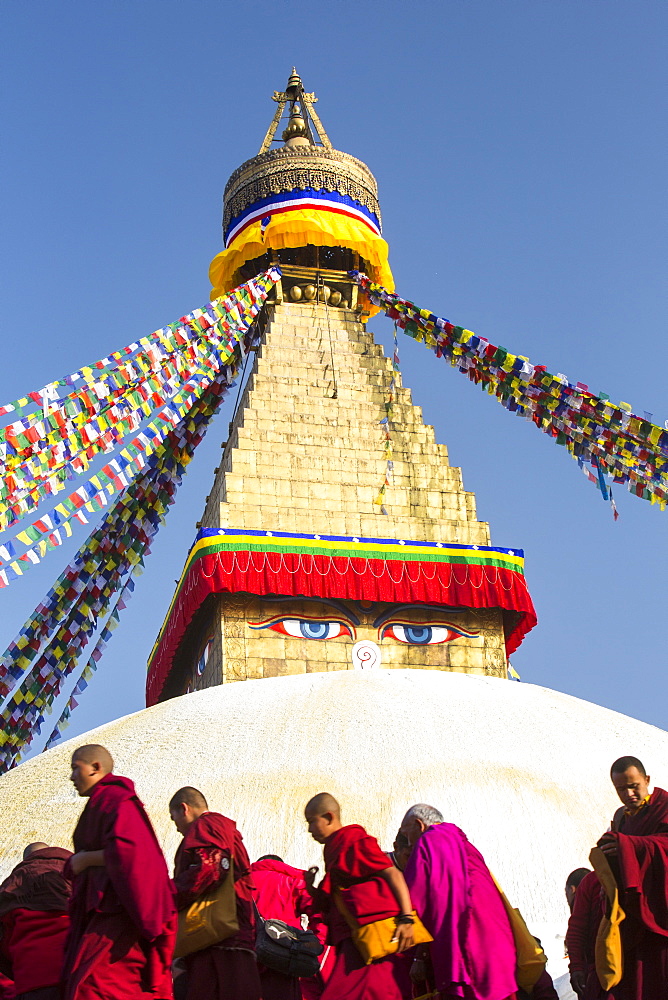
[146, 527, 536, 705]
[225, 188, 382, 246]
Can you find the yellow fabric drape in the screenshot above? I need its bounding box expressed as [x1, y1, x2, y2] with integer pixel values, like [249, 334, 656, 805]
[209, 208, 394, 317]
[492, 876, 548, 992]
[590, 846, 625, 989]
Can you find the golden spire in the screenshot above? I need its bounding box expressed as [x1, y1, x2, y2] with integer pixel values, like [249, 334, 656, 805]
[258, 68, 332, 154]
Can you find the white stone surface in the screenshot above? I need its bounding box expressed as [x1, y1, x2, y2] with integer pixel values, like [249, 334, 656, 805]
[554, 972, 577, 998]
[2, 669, 667, 973]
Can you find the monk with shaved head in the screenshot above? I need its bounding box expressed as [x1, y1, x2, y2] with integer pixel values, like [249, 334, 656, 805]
[591, 756, 668, 999]
[0, 840, 72, 1000]
[304, 792, 415, 1000]
[170, 786, 261, 1000]
[62, 744, 176, 1000]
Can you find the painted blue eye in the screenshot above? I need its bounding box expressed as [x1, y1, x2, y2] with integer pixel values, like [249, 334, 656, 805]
[300, 621, 329, 639]
[196, 639, 213, 675]
[248, 618, 353, 640]
[381, 623, 478, 645]
[403, 625, 432, 644]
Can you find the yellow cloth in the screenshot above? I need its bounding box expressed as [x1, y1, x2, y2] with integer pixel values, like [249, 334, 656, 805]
[589, 846, 625, 990]
[174, 860, 238, 958]
[492, 877, 547, 991]
[209, 207, 394, 318]
[334, 892, 433, 966]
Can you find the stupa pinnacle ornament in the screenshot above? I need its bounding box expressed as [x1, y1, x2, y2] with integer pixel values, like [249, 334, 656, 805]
[259, 68, 332, 153]
[209, 70, 393, 307]
[147, 72, 536, 704]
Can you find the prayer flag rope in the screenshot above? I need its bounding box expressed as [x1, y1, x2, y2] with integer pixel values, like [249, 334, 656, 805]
[146, 527, 536, 705]
[1, 350, 229, 584]
[352, 273, 668, 510]
[0, 270, 280, 583]
[0, 272, 279, 533]
[43, 577, 133, 752]
[0, 271, 279, 766]
[0, 365, 239, 771]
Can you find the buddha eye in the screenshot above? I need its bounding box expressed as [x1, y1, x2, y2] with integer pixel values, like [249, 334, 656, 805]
[196, 638, 213, 676]
[248, 617, 355, 640]
[380, 622, 479, 645]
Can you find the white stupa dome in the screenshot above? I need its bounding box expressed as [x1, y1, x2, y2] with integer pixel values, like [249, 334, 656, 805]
[2, 669, 666, 982]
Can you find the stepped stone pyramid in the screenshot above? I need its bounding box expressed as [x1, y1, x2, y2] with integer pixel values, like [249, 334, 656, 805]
[148, 71, 533, 704]
[163, 300, 510, 695]
[202, 302, 488, 545]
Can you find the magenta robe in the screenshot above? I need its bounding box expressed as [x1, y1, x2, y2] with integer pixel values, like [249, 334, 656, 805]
[63, 773, 176, 1000]
[404, 822, 517, 1000]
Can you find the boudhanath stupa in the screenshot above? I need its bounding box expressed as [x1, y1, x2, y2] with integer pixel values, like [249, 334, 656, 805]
[2, 71, 668, 983]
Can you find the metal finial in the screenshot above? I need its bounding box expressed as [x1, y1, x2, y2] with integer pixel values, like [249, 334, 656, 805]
[258, 72, 332, 154]
[286, 68, 301, 100]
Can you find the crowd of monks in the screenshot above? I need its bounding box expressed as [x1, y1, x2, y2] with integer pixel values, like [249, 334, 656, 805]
[0, 747, 666, 1000]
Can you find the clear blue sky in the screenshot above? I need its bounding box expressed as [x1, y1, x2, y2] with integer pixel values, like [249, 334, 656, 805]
[1, 1, 666, 749]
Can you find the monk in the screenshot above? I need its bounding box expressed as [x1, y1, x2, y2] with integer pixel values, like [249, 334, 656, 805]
[304, 792, 414, 1000]
[566, 870, 605, 999]
[400, 802, 518, 1000]
[596, 755, 668, 999]
[63, 744, 176, 1000]
[388, 830, 411, 872]
[169, 786, 261, 1000]
[0, 841, 71, 1000]
[250, 854, 321, 1000]
[566, 868, 593, 913]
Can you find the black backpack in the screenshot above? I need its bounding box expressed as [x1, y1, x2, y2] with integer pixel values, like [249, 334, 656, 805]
[254, 902, 324, 978]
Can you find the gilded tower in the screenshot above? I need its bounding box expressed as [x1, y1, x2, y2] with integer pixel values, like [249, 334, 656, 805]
[147, 72, 535, 704]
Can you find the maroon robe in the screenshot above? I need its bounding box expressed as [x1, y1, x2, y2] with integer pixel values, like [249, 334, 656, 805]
[0, 847, 71, 995]
[318, 824, 405, 1000]
[605, 786, 668, 999]
[517, 970, 558, 999]
[566, 870, 606, 999]
[63, 773, 176, 1000]
[173, 811, 261, 1000]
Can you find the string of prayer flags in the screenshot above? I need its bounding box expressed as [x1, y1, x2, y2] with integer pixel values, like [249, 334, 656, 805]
[0, 353, 233, 583]
[0, 271, 277, 421]
[0, 271, 276, 766]
[0, 360, 242, 771]
[0, 269, 280, 534]
[352, 272, 668, 512]
[43, 581, 132, 752]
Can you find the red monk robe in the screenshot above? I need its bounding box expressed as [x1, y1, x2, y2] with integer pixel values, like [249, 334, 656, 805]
[0, 846, 72, 999]
[604, 785, 668, 999]
[565, 870, 606, 999]
[173, 811, 262, 1000]
[317, 824, 407, 1000]
[250, 857, 318, 1000]
[63, 774, 176, 1000]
